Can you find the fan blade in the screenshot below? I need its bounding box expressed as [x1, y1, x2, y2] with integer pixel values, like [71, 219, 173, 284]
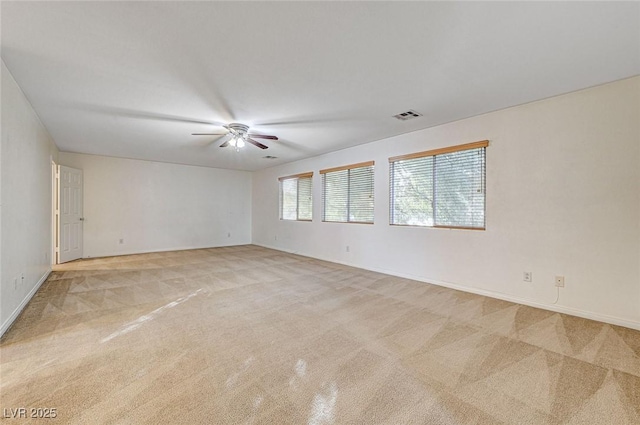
[247, 138, 269, 149]
[248, 134, 278, 140]
[213, 134, 232, 148]
[254, 116, 348, 127]
[69, 104, 228, 127]
[192, 133, 228, 136]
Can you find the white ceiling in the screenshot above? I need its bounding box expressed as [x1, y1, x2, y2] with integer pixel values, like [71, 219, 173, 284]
[2, 2, 639, 171]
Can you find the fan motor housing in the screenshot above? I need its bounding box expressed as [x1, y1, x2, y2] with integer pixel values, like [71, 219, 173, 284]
[228, 123, 250, 135]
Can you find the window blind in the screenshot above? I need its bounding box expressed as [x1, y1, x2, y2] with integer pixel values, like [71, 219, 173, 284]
[279, 172, 313, 221]
[389, 141, 487, 229]
[321, 161, 374, 223]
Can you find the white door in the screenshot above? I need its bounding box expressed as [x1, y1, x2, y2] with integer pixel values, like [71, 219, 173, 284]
[58, 166, 83, 263]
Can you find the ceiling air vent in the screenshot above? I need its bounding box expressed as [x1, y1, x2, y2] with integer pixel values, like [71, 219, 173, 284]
[263, 155, 278, 159]
[393, 110, 423, 121]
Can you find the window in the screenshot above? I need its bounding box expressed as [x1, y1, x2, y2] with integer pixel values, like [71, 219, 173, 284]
[321, 161, 374, 223]
[389, 141, 487, 229]
[279, 172, 313, 221]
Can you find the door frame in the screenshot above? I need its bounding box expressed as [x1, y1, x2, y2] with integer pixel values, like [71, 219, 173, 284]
[52, 159, 59, 265]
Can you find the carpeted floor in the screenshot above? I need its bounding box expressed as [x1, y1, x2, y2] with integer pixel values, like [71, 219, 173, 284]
[1, 245, 638, 424]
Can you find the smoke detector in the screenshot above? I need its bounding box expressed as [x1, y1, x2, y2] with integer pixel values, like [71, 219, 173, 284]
[393, 110, 423, 121]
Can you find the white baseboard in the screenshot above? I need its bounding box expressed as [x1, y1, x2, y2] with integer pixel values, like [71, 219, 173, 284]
[0, 268, 51, 338]
[81, 242, 252, 260]
[252, 243, 640, 331]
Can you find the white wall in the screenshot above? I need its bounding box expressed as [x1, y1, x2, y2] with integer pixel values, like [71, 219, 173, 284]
[252, 77, 640, 329]
[58, 153, 252, 258]
[1, 61, 59, 335]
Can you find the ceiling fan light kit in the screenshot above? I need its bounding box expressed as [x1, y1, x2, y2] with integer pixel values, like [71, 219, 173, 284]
[227, 123, 249, 151]
[191, 122, 277, 150]
[230, 137, 245, 149]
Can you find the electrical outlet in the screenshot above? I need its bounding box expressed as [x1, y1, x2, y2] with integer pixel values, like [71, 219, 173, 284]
[346, 245, 350, 253]
[119, 239, 124, 244]
[555, 276, 565, 287]
[227, 232, 231, 238]
[523, 272, 532, 282]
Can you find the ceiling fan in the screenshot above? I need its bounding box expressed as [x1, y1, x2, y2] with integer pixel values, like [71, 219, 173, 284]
[192, 123, 278, 150]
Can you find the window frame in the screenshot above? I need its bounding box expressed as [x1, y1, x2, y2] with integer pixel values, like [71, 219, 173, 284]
[278, 172, 314, 222]
[320, 161, 375, 224]
[388, 140, 488, 231]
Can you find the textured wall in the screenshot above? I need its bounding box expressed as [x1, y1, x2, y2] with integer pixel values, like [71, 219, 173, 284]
[59, 153, 252, 258]
[252, 77, 640, 328]
[1, 61, 59, 334]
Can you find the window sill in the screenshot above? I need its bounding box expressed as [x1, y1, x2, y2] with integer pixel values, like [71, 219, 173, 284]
[390, 224, 485, 231]
[322, 220, 374, 225]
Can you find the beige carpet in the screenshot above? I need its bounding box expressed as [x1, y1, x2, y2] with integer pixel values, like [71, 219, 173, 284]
[1, 245, 638, 424]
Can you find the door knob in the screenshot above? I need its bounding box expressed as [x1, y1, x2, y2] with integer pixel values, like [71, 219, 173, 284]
[79, 217, 85, 221]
